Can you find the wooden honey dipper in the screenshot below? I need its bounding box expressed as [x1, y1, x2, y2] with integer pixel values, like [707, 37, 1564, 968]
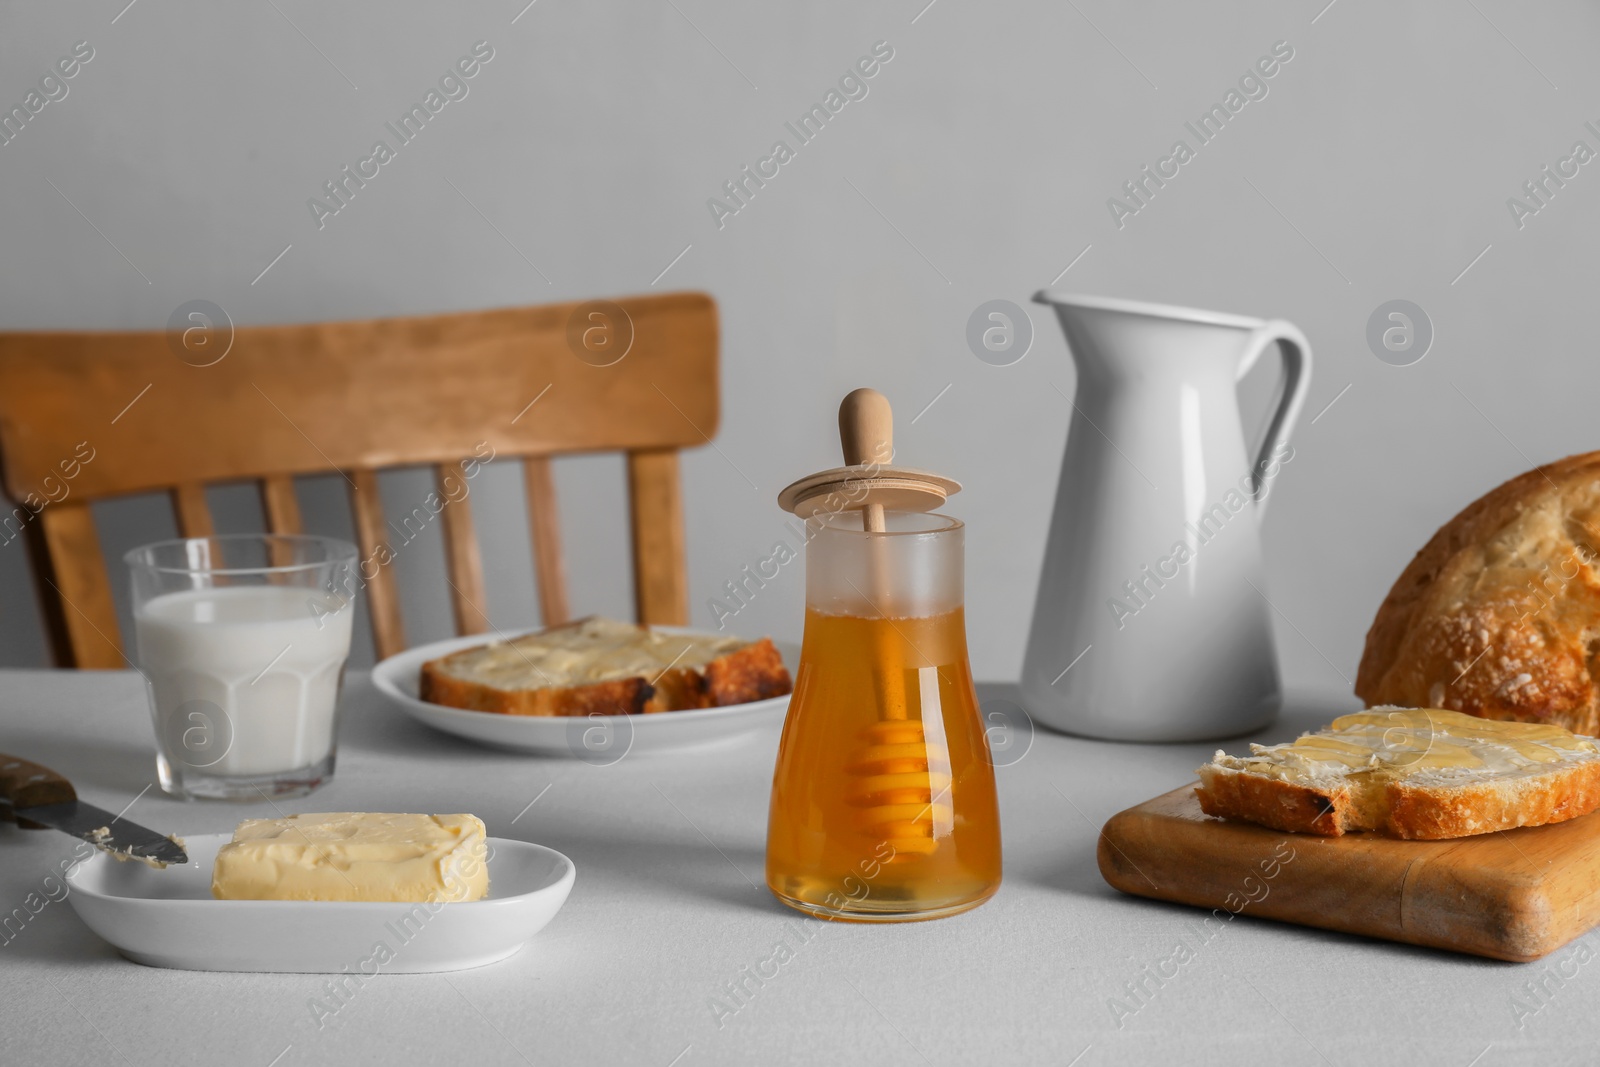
[776, 387, 959, 522]
[838, 388, 906, 722]
[777, 388, 963, 860]
[838, 387, 895, 533]
[778, 386, 958, 639]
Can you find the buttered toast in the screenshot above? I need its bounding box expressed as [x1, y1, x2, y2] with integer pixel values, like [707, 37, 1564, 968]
[419, 616, 792, 716]
[1196, 707, 1600, 839]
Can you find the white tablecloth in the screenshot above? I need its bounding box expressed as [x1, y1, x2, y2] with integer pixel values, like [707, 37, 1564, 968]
[0, 670, 1589, 1065]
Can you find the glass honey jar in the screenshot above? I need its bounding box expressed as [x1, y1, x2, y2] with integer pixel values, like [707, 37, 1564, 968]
[766, 389, 1002, 921]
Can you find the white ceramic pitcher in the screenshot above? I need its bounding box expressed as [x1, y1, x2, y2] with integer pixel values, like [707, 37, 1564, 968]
[1019, 292, 1312, 742]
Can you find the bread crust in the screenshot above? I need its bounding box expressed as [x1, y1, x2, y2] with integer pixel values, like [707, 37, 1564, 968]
[1195, 765, 1346, 836]
[419, 670, 651, 717]
[1355, 450, 1600, 735]
[419, 632, 791, 717]
[703, 638, 792, 706]
[1197, 758, 1600, 839]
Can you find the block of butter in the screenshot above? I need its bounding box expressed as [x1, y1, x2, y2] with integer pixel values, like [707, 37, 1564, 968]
[211, 813, 490, 903]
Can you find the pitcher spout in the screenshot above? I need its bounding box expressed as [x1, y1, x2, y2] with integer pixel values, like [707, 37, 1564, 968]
[1034, 290, 1276, 377]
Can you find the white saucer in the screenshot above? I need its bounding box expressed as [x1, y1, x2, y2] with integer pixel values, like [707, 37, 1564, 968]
[65, 834, 575, 973]
[371, 628, 796, 759]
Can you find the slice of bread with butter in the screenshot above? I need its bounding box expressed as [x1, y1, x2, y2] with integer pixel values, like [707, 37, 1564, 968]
[1196, 707, 1600, 839]
[419, 615, 792, 716]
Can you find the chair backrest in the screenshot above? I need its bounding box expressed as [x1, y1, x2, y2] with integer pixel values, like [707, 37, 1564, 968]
[0, 291, 719, 668]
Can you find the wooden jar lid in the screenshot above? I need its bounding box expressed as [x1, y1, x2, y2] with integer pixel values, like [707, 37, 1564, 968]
[777, 465, 960, 517]
[776, 388, 961, 518]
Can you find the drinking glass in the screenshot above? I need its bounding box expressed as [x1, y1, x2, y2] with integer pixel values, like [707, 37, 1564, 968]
[125, 534, 358, 800]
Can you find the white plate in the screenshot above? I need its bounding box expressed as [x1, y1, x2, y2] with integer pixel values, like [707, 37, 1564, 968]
[371, 628, 796, 758]
[65, 834, 575, 973]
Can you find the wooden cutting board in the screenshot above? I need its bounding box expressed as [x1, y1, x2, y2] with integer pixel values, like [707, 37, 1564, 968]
[1098, 784, 1600, 962]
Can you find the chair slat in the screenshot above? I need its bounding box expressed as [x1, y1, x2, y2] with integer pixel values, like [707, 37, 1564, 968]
[259, 475, 304, 571]
[436, 464, 489, 635]
[33, 503, 124, 669]
[171, 484, 214, 537]
[522, 456, 568, 626]
[626, 449, 688, 625]
[347, 469, 406, 659]
[260, 475, 304, 534]
[20, 512, 73, 668]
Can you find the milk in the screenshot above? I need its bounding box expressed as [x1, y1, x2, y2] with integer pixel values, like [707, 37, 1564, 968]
[135, 586, 354, 777]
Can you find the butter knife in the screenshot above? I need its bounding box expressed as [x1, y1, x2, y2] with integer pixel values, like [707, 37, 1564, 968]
[0, 754, 187, 866]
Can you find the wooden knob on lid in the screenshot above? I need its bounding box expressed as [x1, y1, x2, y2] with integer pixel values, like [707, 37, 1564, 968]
[776, 388, 961, 522]
[839, 387, 893, 468]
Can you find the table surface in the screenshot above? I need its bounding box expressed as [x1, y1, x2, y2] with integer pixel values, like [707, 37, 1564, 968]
[2, 670, 1594, 1066]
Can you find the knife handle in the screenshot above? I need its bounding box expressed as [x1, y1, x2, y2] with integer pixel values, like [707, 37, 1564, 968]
[0, 754, 76, 830]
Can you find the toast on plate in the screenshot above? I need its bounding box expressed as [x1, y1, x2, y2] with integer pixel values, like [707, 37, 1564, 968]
[419, 616, 792, 716]
[1195, 707, 1600, 839]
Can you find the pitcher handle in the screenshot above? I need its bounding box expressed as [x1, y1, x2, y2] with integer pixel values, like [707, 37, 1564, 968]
[1236, 319, 1312, 515]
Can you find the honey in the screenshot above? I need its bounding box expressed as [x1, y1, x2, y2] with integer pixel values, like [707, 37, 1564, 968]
[765, 606, 1002, 921]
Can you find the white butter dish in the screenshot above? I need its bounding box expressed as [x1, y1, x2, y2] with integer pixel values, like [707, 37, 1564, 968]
[65, 833, 574, 973]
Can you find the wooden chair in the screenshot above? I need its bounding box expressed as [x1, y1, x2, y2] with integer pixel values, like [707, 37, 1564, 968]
[0, 291, 719, 668]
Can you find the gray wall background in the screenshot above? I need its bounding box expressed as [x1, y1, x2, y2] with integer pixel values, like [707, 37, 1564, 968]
[0, 0, 1595, 692]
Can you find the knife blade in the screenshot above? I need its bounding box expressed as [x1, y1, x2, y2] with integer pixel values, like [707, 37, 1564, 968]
[1, 754, 187, 867]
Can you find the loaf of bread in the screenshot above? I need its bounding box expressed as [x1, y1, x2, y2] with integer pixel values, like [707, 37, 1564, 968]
[420, 616, 792, 716]
[1196, 707, 1600, 838]
[1356, 450, 1600, 735]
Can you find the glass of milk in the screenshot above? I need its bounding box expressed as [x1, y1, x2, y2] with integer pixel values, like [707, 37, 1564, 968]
[126, 534, 359, 800]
